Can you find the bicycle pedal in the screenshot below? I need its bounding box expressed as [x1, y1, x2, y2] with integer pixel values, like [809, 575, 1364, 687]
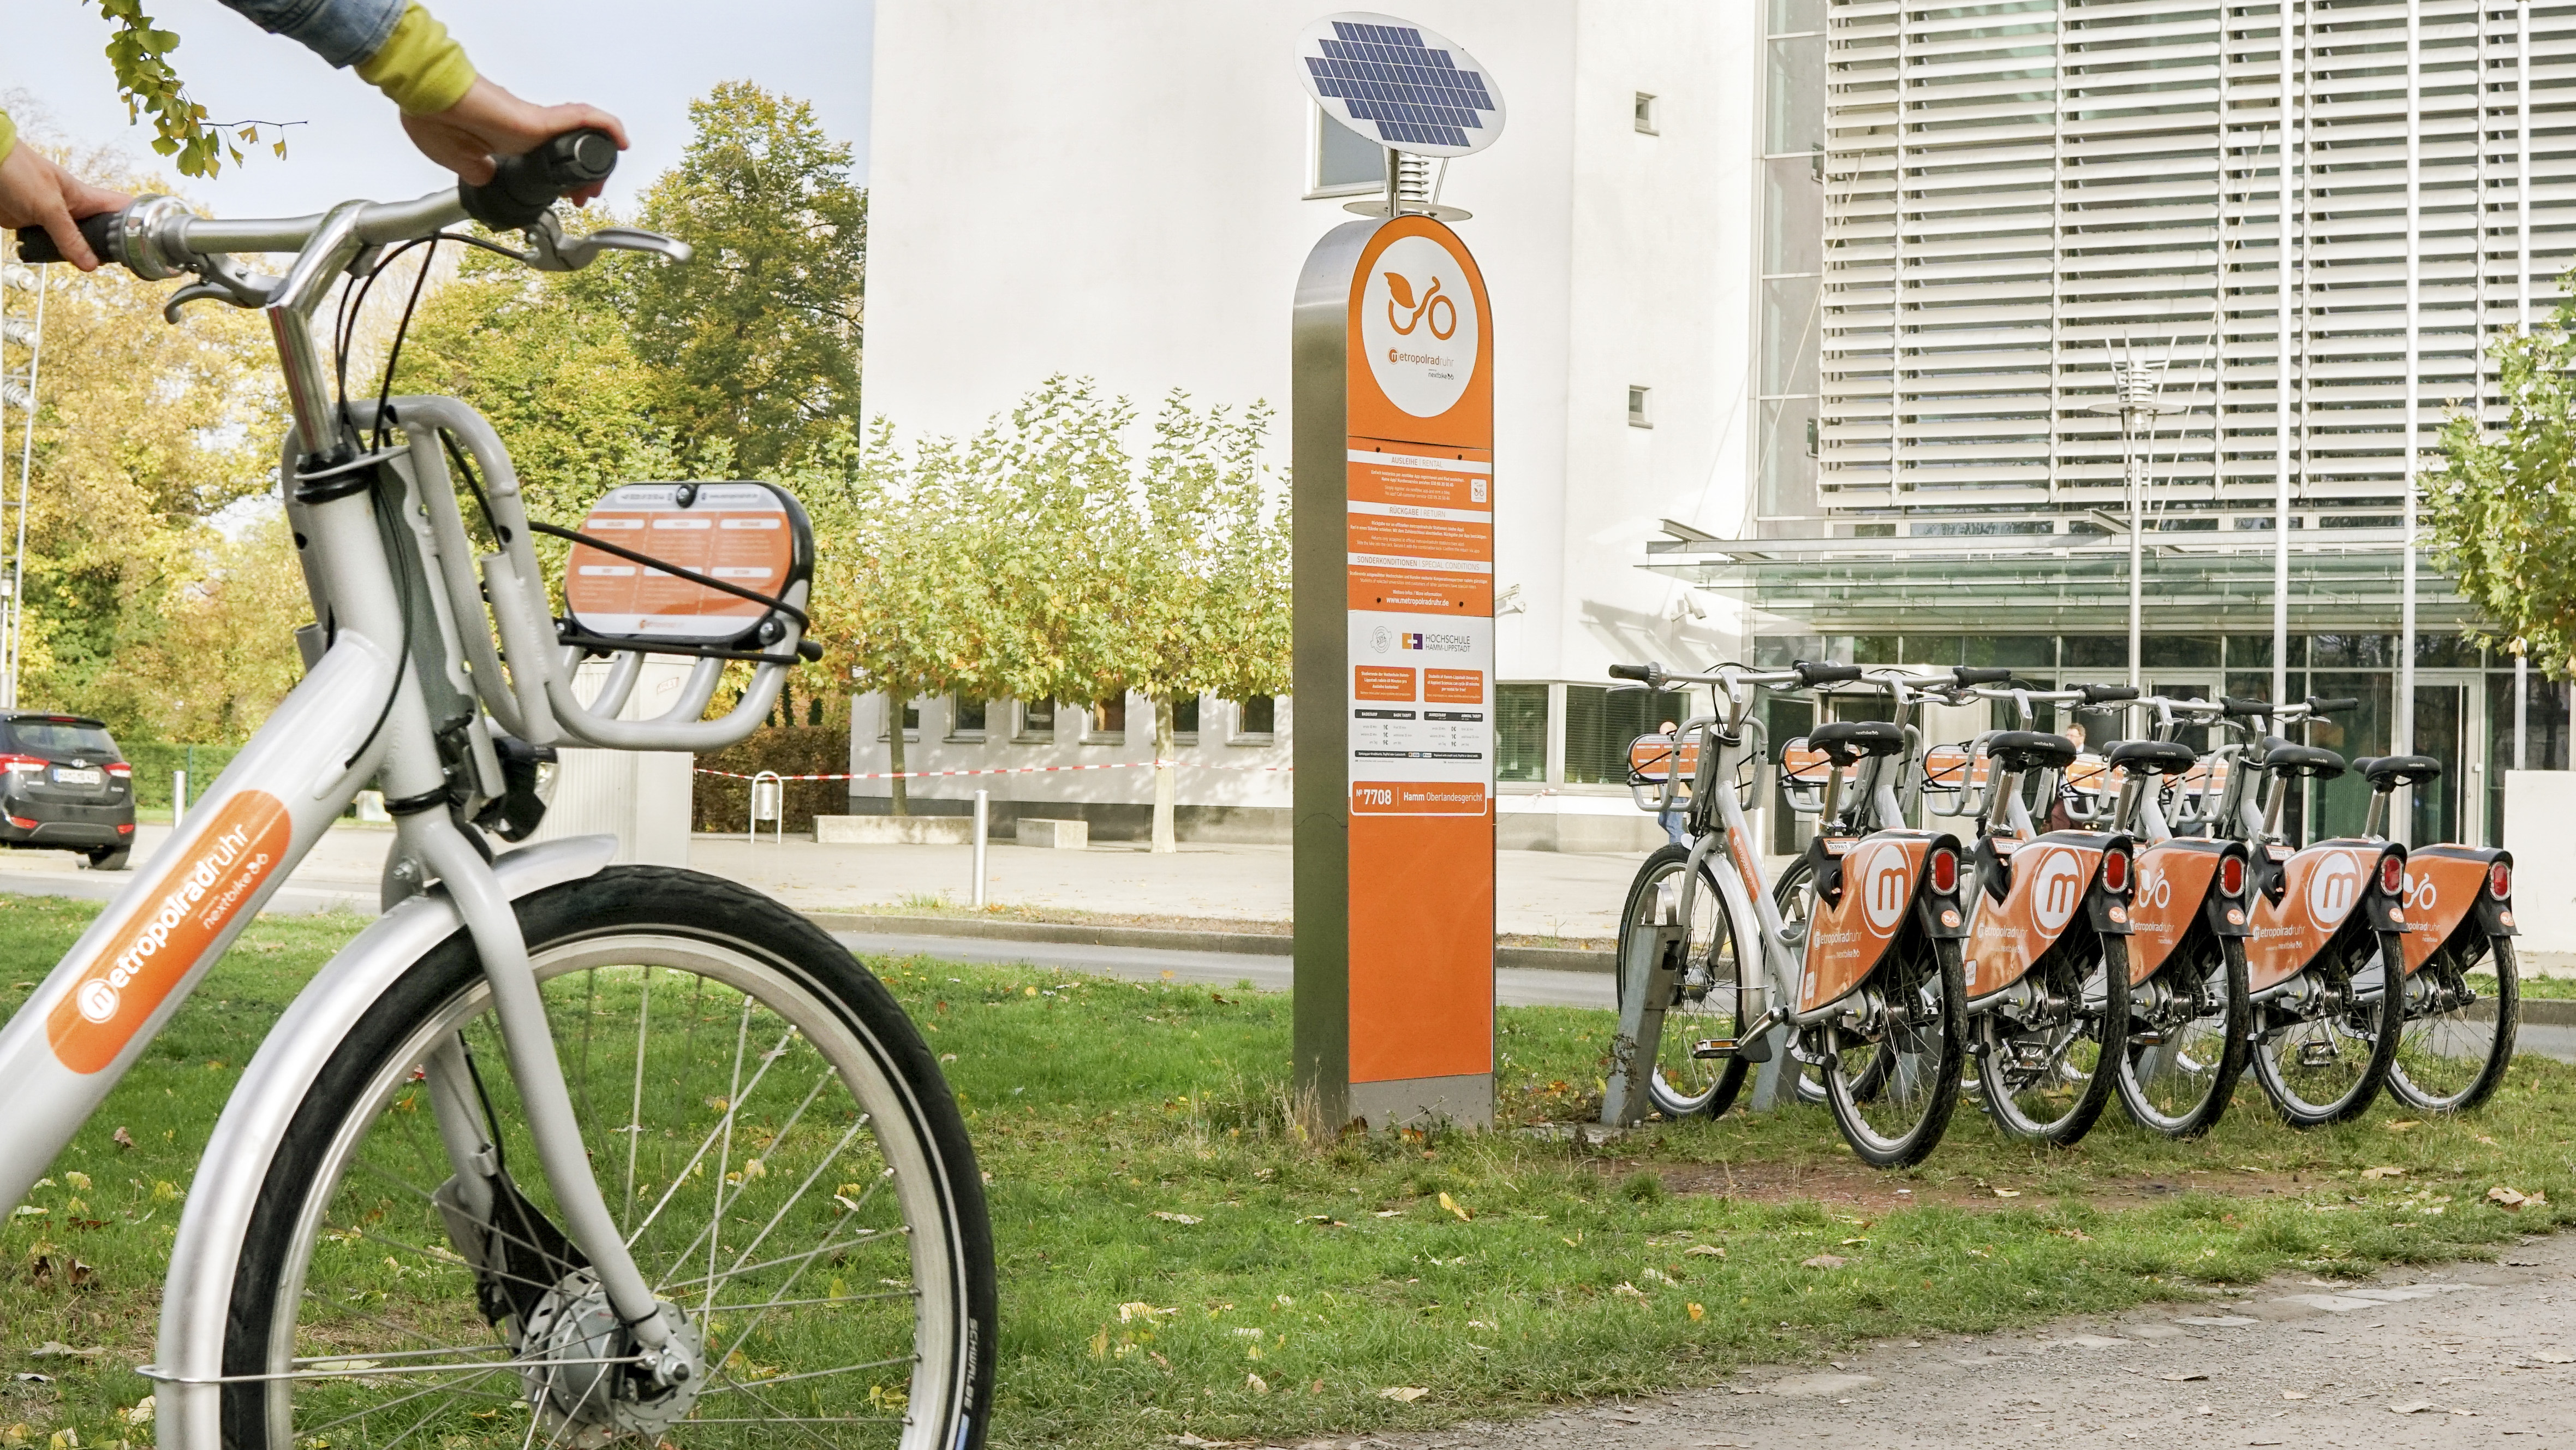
[1692, 1038, 1739, 1060]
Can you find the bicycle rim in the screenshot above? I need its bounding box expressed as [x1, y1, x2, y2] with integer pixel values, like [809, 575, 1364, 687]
[2387, 934, 2518, 1114]
[1823, 938, 1965, 1168]
[1771, 856, 1832, 1107]
[231, 892, 982, 1448]
[2252, 932, 2404, 1127]
[2115, 938, 2249, 1138]
[1615, 847, 1748, 1118]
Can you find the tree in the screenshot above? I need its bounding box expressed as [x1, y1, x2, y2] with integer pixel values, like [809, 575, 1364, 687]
[2430, 301, 2576, 678]
[629, 83, 867, 473]
[1103, 393, 1291, 851]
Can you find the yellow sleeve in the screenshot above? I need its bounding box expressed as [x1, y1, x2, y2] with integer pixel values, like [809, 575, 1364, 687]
[0, 111, 17, 170]
[355, 2, 478, 117]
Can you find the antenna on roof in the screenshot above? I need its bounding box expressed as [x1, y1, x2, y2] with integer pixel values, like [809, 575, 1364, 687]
[1295, 12, 1506, 222]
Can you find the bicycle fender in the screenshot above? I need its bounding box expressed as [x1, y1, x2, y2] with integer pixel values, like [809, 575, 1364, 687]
[154, 833, 616, 1450]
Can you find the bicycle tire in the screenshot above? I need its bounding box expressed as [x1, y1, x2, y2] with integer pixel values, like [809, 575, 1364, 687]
[219, 866, 995, 1450]
[1976, 936, 2130, 1146]
[1612, 845, 1750, 1119]
[1768, 853, 1839, 1106]
[2386, 934, 2518, 1115]
[2250, 929, 2406, 1129]
[1822, 937, 1968, 1169]
[2113, 937, 2252, 1139]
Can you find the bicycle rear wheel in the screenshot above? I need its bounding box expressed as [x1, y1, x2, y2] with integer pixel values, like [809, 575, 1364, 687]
[2114, 938, 2251, 1138]
[219, 867, 995, 1449]
[1976, 937, 2129, 1146]
[1613, 845, 1749, 1119]
[1821, 937, 1967, 1169]
[2250, 930, 2405, 1128]
[2386, 934, 2518, 1114]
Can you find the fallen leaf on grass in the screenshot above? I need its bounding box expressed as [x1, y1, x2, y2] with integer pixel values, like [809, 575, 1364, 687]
[2477, 1134, 2500, 1146]
[2490, 1186, 2544, 1210]
[1802, 1254, 1848, 1269]
[1373, 1210, 1403, 1218]
[1991, 1188, 2022, 1199]
[1643, 1267, 1680, 1286]
[1439, 1192, 1473, 1222]
[2360, 1166, 2405, 1180]
[1171, 1435, 1239, 1448]
[2386, 1120, 2420, 1132]
[1686, 1244, 1726, 1257]
[1612, 1282, 1649, 1300]
[110, 1127, 134, 1152]
[27, 1344, 105, 1361]
[2160, 1372, 2209, 1382]
[118, 1397, 152, 1427]
[1379, 1386, 1429, 1403]
[1687, 1303, 1706, 1321]
[1118, 1303, 1177, 1323]
[1244, 1372, 1269, 1393]
[1150, 1211, 1202, 1225]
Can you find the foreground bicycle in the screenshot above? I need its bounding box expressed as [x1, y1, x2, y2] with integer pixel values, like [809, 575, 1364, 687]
[1609, 660, 1972, 1168]
[4, 133, 993, 1449]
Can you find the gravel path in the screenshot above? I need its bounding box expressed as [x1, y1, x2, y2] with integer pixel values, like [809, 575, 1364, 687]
[1327, 1231, 2576, 1450]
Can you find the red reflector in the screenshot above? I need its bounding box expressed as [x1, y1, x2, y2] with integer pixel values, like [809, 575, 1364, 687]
[2218, 854, 2246, 898]
[115, 823, 134, 834]
[5, 816, 34, 829]
[2379, 854, 2405, 895]
[2101, 848, 2131, 894]
[1929, 849, 1959, 895]
[2489, 860, 2512, 900]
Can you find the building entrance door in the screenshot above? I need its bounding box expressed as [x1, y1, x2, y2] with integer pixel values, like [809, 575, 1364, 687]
[2408, 677, 2482, 847]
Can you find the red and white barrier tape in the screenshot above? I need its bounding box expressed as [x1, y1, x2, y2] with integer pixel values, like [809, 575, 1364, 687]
[696, 759, 1293, 782]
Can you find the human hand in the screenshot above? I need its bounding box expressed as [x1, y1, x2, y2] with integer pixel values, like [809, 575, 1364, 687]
[402, 77, 628, 203]
[0, 144, 131, 271]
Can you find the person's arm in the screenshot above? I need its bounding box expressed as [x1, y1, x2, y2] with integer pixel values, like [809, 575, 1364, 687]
[0, 116, 135, 271]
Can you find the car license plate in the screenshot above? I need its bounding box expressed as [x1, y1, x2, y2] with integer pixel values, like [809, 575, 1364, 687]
[52, 768, 99, 786]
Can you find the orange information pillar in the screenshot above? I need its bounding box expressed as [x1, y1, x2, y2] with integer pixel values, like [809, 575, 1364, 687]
[1292, 214, 1496, 1131]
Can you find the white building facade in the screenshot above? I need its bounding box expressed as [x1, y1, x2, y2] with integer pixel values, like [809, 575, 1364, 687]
[858, 1, 1755, 845]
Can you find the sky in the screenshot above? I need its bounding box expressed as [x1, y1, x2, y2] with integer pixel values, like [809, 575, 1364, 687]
[8, 0, 874, 218]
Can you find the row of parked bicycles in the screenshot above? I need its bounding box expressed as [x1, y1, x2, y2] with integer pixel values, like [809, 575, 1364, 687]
[1606, 660, 2519, 1168]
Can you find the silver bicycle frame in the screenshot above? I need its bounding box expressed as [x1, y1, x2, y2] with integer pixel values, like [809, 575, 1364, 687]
[0, 185, 801, 1446]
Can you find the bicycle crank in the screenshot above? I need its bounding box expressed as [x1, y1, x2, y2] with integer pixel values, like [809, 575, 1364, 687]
[520, 1274, 706, 1446]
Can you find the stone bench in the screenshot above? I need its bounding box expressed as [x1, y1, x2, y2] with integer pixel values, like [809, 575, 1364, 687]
[1015, 817, 1088, 849]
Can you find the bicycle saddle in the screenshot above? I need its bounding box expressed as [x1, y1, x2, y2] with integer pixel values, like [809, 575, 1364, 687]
[2353, 753, 2443, 789]
[2106, 740, 2199, 776]
[1808, 719, 1905, 764]
[1988, 730, 2078, 772]
[2257, 738, 2346, 779]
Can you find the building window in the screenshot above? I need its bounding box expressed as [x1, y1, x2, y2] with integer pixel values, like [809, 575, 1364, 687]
[1634, 92, 1658, 134]
[1171, 694, 1200, 743]
[950, 695, 987, 739]
[1564, 684, 1689, 786]
[1629, 386, 1653, 429]
[1089, 697, 1126, 743]
[1017, 699, 1054, 742]
[1497, 684, 1549, 782]
[1311, 106, 1384, 196]
[878, 698, 919, 741]
[1232, 696, 1275, 741]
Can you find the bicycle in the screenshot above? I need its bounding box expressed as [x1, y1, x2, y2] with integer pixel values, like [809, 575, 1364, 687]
[2193, 696, 2413, 1127]
[1606, 660, 1973, 1168]
[4, 132, 994, 1449]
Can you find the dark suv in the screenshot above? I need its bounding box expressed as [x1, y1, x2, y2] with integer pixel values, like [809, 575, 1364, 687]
[0, 714, 136, 870]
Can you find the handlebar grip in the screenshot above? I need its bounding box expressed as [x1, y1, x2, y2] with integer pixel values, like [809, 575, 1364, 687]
[1952, 666, 2016, 685]
[2306, 696, 2360, 715]
[458, 127, 621, 231]
[2219, 695, 2275, 717]
[13, 211, 123, 267]
[1793, 660, 1863, 686]
[1606, 663, 1659, 684]
[2076, 684, 2140, 704]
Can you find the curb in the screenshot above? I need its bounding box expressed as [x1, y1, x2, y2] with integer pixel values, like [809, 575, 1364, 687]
[812, 911, 1618, 974]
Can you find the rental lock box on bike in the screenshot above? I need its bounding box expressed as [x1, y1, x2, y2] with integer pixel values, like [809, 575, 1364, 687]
[2, 129, 994, 1450]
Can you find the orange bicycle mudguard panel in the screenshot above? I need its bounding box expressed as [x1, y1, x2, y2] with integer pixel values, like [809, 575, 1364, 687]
[2246, 842, 2375, 992]
[1965, 836, 2107, 999]
[1799, 833, 1932, 1013]
[2127, 839, 2226, 982]
[48, 790, 292, 1073]
[2399, 846, 2502, 973]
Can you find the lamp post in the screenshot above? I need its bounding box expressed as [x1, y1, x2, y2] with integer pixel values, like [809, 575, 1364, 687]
[0, 254, 44, 712]
[2088, 349, 2184, 691]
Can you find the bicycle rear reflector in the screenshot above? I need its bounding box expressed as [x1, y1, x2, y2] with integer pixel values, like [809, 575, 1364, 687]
[2379, 853, 2405, 895]
[2218, 853, 2246, 898]
[2100, 847, 2131, 895]
[554, 482, 814, 660]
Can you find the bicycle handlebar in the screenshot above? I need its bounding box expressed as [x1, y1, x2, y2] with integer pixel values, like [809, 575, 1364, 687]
[460, 128, 619, 229]
[13, 212, 120, 266]
[2075, 684, 2140, 704]
[2306, 696, 2360, 715]
[1952, 666, 2016, 685]
[1607, 662, 1662, 686]
[2218, 695, 2275, 717]
[1793, 660, 1864, 685]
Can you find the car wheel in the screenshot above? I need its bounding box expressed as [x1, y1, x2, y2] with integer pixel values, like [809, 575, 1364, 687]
[84, 847, 129, 871]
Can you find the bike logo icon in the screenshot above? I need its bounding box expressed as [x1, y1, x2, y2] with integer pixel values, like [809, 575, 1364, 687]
[1384, 271, 1458, 340]
[2031, 849, 2086, 933]
[2305, 849, 2363, 925]
[1857, 842, 1912, 933]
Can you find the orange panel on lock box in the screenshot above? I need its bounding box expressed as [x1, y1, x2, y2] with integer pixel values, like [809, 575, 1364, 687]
[1424, 669, 1484, 704]
[1354, 666, 1418, 702]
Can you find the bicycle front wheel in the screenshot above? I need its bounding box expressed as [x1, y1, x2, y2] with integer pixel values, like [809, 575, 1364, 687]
[1613, 845, 1750, 1119]
[1976, 937, 2130, 1146]
[219, 867, 996, 1450]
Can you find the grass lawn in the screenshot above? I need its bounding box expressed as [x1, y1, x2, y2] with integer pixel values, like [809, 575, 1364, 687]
[0, 895, 2567, 1448]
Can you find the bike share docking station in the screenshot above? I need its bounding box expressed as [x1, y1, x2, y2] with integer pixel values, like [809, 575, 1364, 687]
[1290, 14, 1504, 1131]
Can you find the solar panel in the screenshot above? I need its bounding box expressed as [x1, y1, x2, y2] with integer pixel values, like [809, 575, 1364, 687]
[1293, 12, 1506, 159]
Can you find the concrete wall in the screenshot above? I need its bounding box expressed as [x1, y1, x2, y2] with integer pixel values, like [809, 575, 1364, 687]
[864, 0, 1755, 694]
[2505, 770, 2576, 953]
